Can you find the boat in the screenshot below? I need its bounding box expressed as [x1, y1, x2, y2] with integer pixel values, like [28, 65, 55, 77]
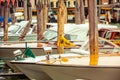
[0, 20, 37, 41]
[0, 22, 118, 58]
[11, 53, 82, 80]
[35, 53, 120, 80]
[10, 36, 120, 80]
[41, 23, 118, 45]
[98, 28, 120, 46]
[0, 41, 73, 58]
[10, 1, 120, 80]
[70, 37, 120, 54]
[33, 1, 120, 80]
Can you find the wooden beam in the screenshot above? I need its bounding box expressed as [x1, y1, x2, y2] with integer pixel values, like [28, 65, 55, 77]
[88, 0, 99, 65]
[23, 0, 27, 20]
[36, 0, 43, 40]
[43, 0, 48, 31]
[75, 0, 85, 24]
[19, 20, 31, 41]
[27, 0, 32, 20]
[57, 0, 67, 54]
[3, 1, 9, 41]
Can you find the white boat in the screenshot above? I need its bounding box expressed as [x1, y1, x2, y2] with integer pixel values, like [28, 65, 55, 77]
[0, 20, 37, 41]
[42, 23, 118, 45]
[10, 38, 120, 80]
[10, 2, 120, 79]
[36, 54, 120, 80]
[11, 52, 120, 80]
[32, 1, 120, 79]
[70, 37, 120, 54]
[11, 53, 81, 80]
[0, 41, 72, 58]
[9, 23, 120, 80]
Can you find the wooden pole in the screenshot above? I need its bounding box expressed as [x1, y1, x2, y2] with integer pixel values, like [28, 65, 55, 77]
[23, 0, 27, 20]
[19, 0, 32, 41]
[1, 1, 4, 19]
[0, 1, 4, 28]
[19, 20, 31, 41]
[27, 0, 32, 20]
[36, 0, 43, 40]
[75, 0, 85, 24]
[0, 2, 2, 27]
[3, 1, 9, 41]
[79, 0, 85, 24]
[10, 0, 16, 24]
[64, 2, 68, 24]
[88, 0, 99, 65]
[14, 0, 17, 11]
[57, 0, 66, 54]
[75, 0, 81, 24]
[43, 0, 48, 30]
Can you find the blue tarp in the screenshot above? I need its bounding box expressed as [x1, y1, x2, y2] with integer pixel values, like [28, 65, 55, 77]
[0, 16, 12, 23]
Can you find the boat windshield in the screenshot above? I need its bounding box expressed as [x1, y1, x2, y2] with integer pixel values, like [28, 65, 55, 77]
[43, 30, 78, 41]
[8, 25, 21, 34]
[43, 30, 57, 41]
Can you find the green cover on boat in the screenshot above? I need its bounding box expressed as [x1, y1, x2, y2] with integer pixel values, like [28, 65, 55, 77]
[23, 47, 35, 58]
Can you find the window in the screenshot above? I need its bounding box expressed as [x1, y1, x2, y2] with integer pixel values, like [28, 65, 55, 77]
[18, 0, 23, 7]
[74, 1, 76, 6]
[35, 0, 37, 5]
[68, 1, 70, 7]
[51, 2, 54, 8]
[56, 1, 58, 8]
[64, 2, 67, 6]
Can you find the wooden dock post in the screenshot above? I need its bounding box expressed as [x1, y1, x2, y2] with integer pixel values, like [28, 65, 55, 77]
[88, 0, 99, 65]
[36, 0, 43, 40]
[23, 0, 27, 20]
[57, 0, 67, 54]
[3, 1, 9, 41]
[75, 0, 85, 24]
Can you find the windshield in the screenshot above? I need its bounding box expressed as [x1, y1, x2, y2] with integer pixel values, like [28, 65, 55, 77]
[64, 34, 77, 41]
[8, 25, 21, 34]
[43, 30, 57, 40]
[43, 30, 78, 41]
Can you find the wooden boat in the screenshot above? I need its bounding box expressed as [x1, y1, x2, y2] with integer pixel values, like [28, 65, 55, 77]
[10, 37, 120, 80]
[99, 28, 120, 46]
[0, 21, 37, 41]
[10, 1, 120, 80]
[0, 41, 72, 58]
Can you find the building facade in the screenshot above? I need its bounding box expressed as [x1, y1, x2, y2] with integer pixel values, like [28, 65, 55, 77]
[16, 0, 120, 21]
[16, 0, 120, 9]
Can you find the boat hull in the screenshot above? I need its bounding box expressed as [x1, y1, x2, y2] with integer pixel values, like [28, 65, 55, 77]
[12, 62, 52, 80]
[11, 53, 120, 80]
[0, 47, 70, 58]
[37, 64, 120, 80]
